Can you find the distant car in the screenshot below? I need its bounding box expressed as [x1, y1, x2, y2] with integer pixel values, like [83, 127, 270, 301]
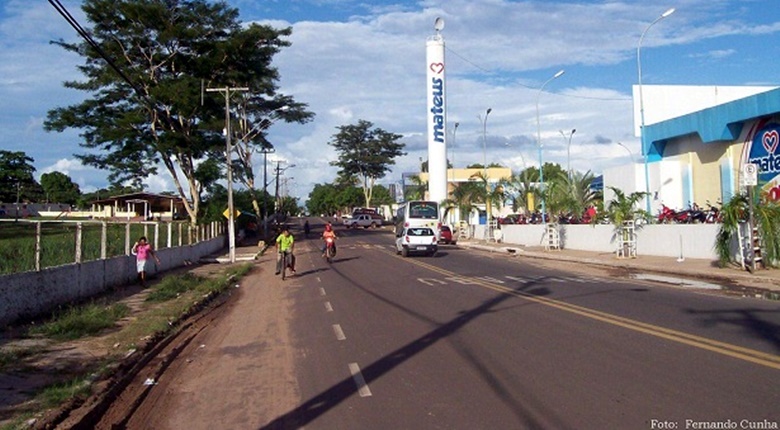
[396, 227, 438, 257]
[439, 225, 456, 245]
[344, 214, 381, 229]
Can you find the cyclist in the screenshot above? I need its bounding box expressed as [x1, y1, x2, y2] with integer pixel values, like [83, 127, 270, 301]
[275, 226, 295, 275]
[321, 222, 337, 258]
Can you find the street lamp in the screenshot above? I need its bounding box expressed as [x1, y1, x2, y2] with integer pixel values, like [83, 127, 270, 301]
[238, 105, 289, 240]
[261, 146, 276, 239]
[479, 108, 492, 222]
[536, 69, 565, 219]
[274, 162, 296, 220]
[616, 141, 638, 164]
[560, 128, 576, 180]
[450, 122, 460, 186]
[206, 85, 249, 264]
[638, 7, 675, 214]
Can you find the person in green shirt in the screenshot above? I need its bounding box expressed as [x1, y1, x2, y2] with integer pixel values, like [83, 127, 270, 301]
[275, 227, 296, 275]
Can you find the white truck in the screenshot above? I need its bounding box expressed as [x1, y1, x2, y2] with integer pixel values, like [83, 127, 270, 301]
[344, 214, 382, 229]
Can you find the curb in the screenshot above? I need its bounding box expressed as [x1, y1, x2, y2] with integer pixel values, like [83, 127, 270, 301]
[457, 241, 780, 296]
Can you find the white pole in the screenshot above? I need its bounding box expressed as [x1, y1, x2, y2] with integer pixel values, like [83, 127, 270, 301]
[426, 19, 448, 204]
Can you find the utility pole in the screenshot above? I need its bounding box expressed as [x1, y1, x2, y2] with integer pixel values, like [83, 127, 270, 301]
[206, 85, 249, 263]
[274, 161, 281, 222]
[261, 147, 275, 240]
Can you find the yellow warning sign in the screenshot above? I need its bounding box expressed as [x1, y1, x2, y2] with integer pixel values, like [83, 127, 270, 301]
[223, 208, 240, 219]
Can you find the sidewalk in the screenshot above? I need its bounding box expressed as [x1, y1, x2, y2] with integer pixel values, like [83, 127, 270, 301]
[457, 239, 780, 297]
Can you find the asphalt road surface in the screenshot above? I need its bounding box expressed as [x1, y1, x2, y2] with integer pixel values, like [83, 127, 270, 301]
[88, 219, 780, 430]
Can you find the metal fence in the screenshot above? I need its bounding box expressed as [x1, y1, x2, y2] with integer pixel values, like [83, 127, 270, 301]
[0, 219, 224, 275]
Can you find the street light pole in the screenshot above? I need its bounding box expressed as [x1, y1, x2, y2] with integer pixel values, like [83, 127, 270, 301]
[480, 108, 492, 221]
[206, 85, 249, 264]
[560, 128, 576, 180]
[261, 146, 275, 239]
[616, 141, 637, 164]
[536, 70, 565, 220]
[450, 122, 459, 186]
[638, 7, 675, 214]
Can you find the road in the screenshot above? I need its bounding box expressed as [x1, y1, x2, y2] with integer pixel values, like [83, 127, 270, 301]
[88, 219, 780, 430]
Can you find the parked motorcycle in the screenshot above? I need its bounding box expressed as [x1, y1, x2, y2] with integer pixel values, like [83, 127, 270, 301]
[658, 204, 676, 224]
[688, 202, 707, 224]
[704, 201, 722, 224]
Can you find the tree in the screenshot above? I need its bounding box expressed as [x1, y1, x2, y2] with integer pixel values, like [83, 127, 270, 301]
[329, 120, 406, 208]
[307, 183, 340, 216]
[232, 98, 313, 222]
[40, 171, 82, 204]
[557, 170, 600, 220]
[715, 192, 780, 268]
[445, 180, 484, 222]
[404, 175, 427, 201]
[45, 0, 306, 226]
[371, 185, 394, 207]
[506, 168, 534, 214]
[0, 151, 41, 203]
[604, 186, 649, 227]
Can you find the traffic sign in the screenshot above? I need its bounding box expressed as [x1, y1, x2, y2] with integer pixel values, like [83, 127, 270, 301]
[743, 163, 758, 186]
[223, 208, 239, 219]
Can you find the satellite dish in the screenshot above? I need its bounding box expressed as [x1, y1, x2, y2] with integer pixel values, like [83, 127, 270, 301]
[434, 17, 444, 32]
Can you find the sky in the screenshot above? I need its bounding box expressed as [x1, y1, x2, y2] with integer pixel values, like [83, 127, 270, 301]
[2, 0, 780, 204]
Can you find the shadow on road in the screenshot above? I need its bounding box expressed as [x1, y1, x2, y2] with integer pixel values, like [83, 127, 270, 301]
[260, 273, 559, 429]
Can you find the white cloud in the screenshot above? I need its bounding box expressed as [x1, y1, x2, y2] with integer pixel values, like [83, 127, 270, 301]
[3, 0, 778, 204]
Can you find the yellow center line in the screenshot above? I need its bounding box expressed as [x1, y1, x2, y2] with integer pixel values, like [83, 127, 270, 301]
[381, 246, 780, 370]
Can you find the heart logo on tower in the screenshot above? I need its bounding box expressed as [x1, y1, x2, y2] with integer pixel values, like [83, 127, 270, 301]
[429, 63, 444, 74]
[763, 130, 779, 154]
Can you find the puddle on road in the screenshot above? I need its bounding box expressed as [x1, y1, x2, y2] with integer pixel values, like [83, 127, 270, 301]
[630, 273, 780, 301]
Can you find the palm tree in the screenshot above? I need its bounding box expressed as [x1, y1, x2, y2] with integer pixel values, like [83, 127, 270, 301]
[715, 193, 747, 267]
[754, 197, 780, 267]
[537, 169, 569, 220]
[466, 171, 507, 222]
[716, 192, 780, 268]
[449, 181, 483, 222]
[560, 170, 600, 221]
[604, 186, 649, 228]
[604, 186, 649, 257]
[507, 169, 534, 214]
[404, 175, 427, 201]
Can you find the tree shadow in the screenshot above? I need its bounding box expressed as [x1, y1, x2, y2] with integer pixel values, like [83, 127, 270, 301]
[260, 275, 556, 429]
[684, 307, 780, 354]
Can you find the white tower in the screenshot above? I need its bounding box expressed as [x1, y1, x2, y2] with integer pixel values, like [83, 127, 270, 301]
[426, 18, 447, 204]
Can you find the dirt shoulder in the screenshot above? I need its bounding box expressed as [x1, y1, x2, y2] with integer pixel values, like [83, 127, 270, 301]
[0, 257, 260, 429]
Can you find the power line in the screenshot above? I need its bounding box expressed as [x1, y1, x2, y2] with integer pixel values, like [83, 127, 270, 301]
[48, 0, 146, 100]
[444, 45, 631, 102]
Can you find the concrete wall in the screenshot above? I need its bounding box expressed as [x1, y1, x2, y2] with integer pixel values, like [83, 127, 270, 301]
[475, 223, 721, 260]
[0, 236, 225, 327]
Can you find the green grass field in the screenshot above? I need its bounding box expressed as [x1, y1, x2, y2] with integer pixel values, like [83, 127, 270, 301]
[0, 221, 195, 275]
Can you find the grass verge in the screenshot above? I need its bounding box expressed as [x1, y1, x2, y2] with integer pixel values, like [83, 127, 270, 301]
[1, 263, 254, 429]
[28, 303, 130, 341]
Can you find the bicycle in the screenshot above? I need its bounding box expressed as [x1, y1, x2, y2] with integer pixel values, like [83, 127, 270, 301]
[277, 250, 293, 280]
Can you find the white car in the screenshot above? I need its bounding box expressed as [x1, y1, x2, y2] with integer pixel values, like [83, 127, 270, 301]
[395, 227, 438, 257]
[344, 213, 381, 228]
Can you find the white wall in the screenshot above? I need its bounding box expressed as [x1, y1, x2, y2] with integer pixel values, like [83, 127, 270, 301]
[603, 158, 687, 215]
[0, 236, 226, 326]
[496, 223, 721, 260]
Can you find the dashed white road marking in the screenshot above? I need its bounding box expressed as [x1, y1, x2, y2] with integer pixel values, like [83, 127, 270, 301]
[348, 363, 373, 397]
[418, 278, 447, 286]
[333, 324, 346, 340]
[319, 287, 327, 296]
[324, 301, 334, 312]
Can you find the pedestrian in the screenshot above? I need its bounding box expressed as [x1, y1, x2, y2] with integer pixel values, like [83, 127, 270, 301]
[275, 227, 296, 276]
[132, 236, 160, 287]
